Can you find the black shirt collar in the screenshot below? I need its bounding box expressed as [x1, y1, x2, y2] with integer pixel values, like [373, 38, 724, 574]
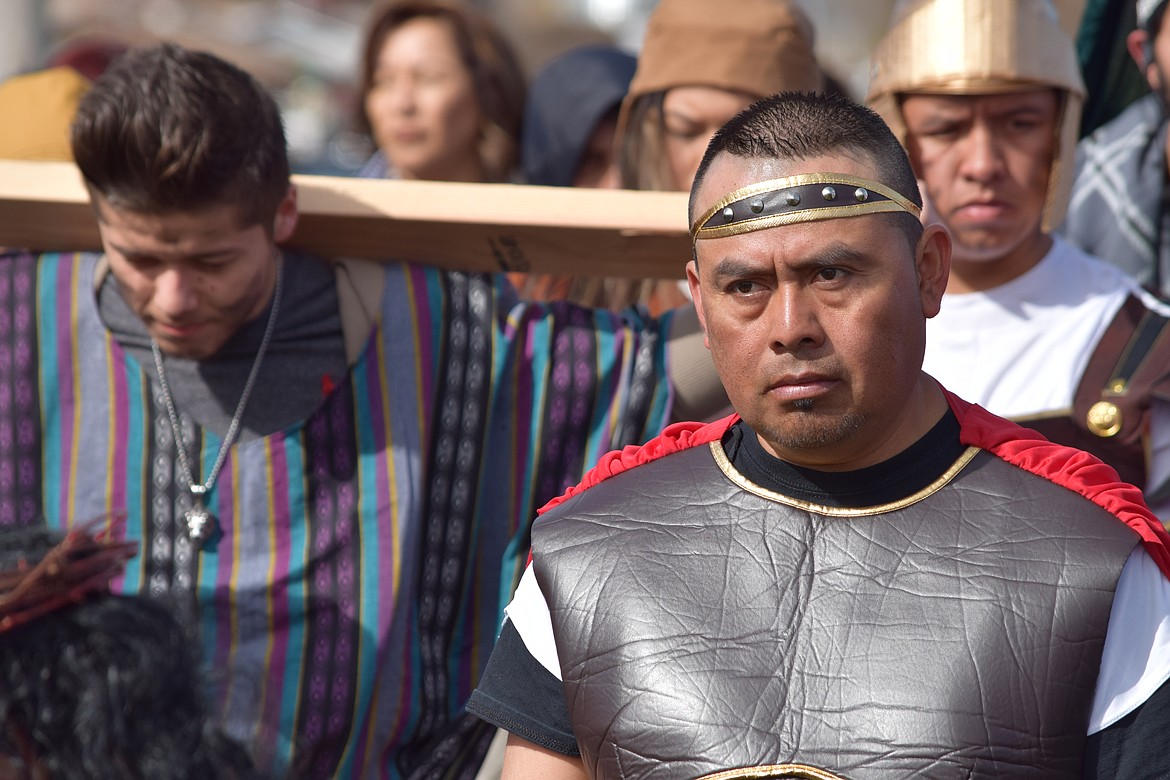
[722, 410, 964, 508]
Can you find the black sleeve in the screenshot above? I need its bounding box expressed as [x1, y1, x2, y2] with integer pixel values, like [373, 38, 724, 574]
[466, 619, 580, 756]
[1083, 677, 1170, 778]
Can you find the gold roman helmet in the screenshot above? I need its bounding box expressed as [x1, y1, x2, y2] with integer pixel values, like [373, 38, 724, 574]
[865, 0, 1085, 230]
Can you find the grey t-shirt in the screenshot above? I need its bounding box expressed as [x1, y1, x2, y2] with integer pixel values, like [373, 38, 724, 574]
[98, 251, 349, 442]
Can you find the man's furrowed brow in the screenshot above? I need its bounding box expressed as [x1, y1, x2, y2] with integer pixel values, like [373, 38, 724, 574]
[808, 242, 870, 268]
[707, 241, 874, 279]
[710, 256, 770, 280]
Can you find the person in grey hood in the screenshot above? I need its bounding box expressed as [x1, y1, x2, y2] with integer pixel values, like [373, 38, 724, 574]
[520, 44, 636, 189]
[510, 44, 636, 302]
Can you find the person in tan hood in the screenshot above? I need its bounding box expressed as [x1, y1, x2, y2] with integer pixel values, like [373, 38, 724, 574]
[579, 0, 826, 314]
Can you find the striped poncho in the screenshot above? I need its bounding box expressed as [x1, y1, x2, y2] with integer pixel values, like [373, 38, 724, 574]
[0, 250, 673, 778]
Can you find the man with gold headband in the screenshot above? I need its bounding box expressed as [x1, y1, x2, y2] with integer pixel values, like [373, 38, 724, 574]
[467, 91, 1170, 778]
[867, 0, 1170, 519]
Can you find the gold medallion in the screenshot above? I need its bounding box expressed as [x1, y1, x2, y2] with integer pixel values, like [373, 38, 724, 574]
[1086, 401, 1122, 437]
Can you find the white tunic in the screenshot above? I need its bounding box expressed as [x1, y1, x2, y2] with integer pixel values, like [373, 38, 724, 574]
[924, 236, 1170, 512]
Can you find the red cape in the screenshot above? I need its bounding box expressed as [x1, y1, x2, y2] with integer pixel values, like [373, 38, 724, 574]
[538, 391, 1170, 579]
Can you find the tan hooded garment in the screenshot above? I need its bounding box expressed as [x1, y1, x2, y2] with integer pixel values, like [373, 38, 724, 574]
[616, 0, 823, 140]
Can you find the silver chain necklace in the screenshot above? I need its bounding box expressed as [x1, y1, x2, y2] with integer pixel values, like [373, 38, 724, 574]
[151, 254, 284, 547]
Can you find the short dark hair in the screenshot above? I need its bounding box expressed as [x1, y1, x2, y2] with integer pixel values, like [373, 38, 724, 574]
[70, 42, 291, 229]
[689, 91, 924, 248]
[0, 524, 259, 779]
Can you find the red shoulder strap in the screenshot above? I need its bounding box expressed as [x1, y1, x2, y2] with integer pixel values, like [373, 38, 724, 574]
[538, 415, 738, 515]
[946, 390, 1170, 579]
[538, 394, 1170, 580]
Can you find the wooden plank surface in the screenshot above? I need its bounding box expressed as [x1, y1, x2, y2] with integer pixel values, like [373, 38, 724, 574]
[0, 160, 693, 279]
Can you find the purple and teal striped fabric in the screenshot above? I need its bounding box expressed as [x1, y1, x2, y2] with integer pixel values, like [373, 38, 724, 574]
[0, 251, 673, 779]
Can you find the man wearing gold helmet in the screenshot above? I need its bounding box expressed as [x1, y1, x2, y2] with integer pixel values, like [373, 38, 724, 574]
[868, 0, 1170, 519]
[467, 91, 1170, 779]
[1064, 0, 1170, 296]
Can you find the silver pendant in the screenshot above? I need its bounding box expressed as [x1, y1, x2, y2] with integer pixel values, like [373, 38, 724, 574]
[185, 485, 218, 547]
[185, 501, 216, 543]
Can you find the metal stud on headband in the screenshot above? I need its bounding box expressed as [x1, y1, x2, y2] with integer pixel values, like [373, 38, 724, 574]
[691, 173, 922, 241]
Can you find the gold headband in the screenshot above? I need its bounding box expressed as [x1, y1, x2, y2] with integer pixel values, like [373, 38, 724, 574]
[691, 173, 921, 241]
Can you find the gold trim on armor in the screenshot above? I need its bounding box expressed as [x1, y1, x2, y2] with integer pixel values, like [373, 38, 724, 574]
[690, 173, 921, 240]
[709, 440, 981, 516]
[1007, 407, 1073, 424]
[697, 764, 851, 780]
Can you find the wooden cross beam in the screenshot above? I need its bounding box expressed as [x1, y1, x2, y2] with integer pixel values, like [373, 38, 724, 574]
[0, 160, 693, 279]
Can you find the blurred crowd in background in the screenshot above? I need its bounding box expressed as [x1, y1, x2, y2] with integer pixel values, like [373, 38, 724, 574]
[0, 0, 911, 175]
